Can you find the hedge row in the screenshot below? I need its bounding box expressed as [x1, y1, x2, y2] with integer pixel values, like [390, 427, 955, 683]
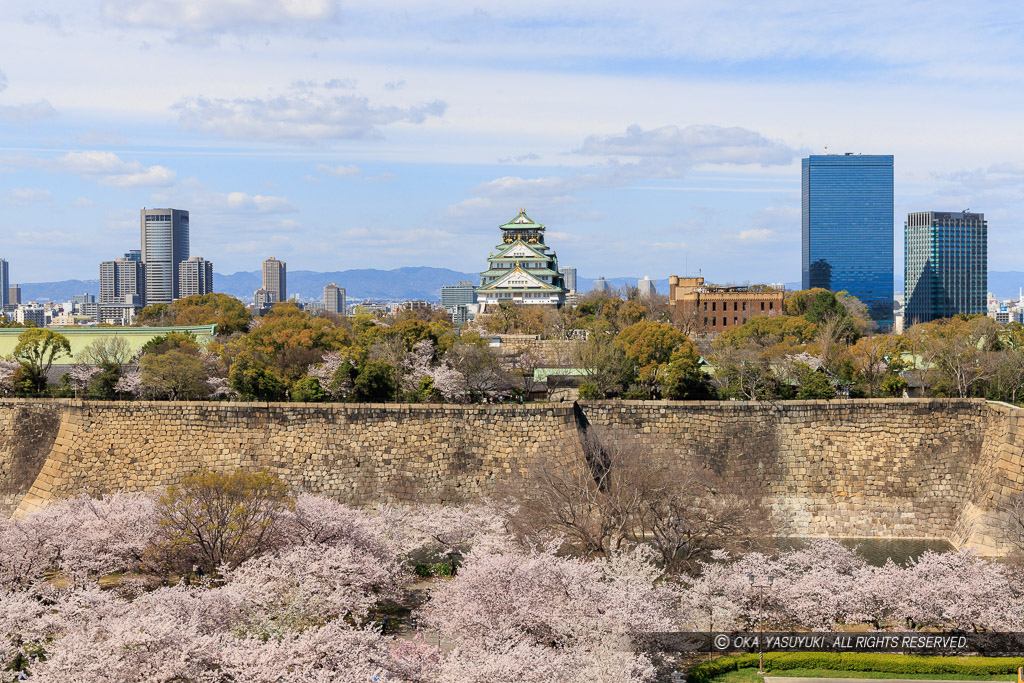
[687, 653, 1024, 683]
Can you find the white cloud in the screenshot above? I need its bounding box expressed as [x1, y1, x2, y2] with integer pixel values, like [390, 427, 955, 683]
[5, 188, 52, 205]
[650, 241, 688, 251]
[737, 228, 773, 242]
[175, 85, 447, 145]
[577, 124, 801, 167]
[72, 197, 95, 207]
[0, 100, 56, 124]
[224, 191, 296, 213]
[55, 151, 176, 188]
[101, 0, 338, 33]
[315, 163, 362, 178]
[0, 70, 6, 92]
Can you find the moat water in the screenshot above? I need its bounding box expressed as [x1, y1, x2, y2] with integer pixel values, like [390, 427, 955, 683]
[777, 537, 955, 567]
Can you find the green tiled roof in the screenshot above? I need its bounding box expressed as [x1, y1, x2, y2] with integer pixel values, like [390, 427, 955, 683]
[499, 209, 545, 230]
[481, 268, 559, 277]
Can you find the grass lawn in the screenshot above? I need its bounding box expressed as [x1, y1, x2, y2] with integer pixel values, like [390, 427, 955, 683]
[708, 668, 1018, 683]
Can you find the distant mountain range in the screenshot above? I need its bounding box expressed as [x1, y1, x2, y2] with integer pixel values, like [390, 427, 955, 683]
[16, 270, 1024, 304]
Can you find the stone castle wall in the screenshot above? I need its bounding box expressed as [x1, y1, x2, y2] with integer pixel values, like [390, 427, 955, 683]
[1, 398, 1022, 553]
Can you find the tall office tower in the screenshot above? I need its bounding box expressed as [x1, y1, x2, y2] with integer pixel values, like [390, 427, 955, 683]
[802, 154, 894, 328]
[440, 281, 476, 309]
[100, 257, 145, 303]
[0, 259, 8, 310]
[592, 277, 610, 293]
[904, 211, 987, 325]
[262, 257, 287, 303]
[323, 283, 346, 314]
[124, 249, 142, 262]
[178, 257, 215, 298]
[8, 285, 20, 306]
[141, 208, 189, 304]
[559, 266, 577, 293]
[638, 276, 657, 297]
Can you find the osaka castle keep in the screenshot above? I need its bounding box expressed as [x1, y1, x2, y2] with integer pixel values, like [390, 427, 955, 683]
[475, 209, 568, 309]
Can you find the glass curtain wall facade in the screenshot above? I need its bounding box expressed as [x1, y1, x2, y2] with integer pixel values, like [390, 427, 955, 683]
[904, 211, 987, 324]
[0, 259, 8, 310]
[141, 208, 189, 305]
[802, 154, 894, 328]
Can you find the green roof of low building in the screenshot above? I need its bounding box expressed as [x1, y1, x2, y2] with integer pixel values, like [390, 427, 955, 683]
[0, 324, 219, 361]
[533, 367, 588, 382]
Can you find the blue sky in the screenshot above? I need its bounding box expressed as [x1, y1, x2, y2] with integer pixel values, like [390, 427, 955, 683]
[1, 1, 1023, 284]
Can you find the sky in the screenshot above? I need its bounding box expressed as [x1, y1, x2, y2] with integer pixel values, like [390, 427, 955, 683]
[1, 0, 1023, 285]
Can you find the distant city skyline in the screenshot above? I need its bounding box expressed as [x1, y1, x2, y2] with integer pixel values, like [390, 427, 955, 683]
[1, 4, 1022, 284]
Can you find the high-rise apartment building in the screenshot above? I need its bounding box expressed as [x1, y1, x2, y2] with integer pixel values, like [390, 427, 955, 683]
[904, 211, 987, 325]
[638, 276, 657, 297]
[262, 257, 287, 303]
[179, 257, 214, 299]
[559, 266, 577, 293]
[593, 277, 610, 293]
[323, 283, 346, 314]
[8, 285, 20, 306]
[802, 154, 894, 328]
[100, 257, 145, 304]
[141, 208, 189, 304]
[0, 259, 8, 310]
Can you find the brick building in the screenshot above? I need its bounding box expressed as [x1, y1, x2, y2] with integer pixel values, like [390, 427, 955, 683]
[669, 276, 784, 334]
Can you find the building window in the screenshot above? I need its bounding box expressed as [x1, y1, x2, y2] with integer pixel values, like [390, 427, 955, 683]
[734, 317, 738, 325]
[722, 317, 726, 326]
[703, 317, 707, 326]
[712, 317, 716, 326]
[734, 302, 738, 311]
[761, 302, 765, 311]
[712, 302, 716, 311]
[769, 302, 774, 310]
[703, 302, 707, 311]
[742, 302, 747, 311]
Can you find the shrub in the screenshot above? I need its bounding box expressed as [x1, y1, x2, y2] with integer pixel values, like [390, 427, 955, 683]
[148, 469, 293, 576]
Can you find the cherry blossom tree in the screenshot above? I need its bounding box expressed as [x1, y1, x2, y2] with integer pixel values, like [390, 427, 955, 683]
[68, 363, 101, 397]
[403, 339, 467, 402]
[114, 366, 143, 397]
[423, 545, 671, 682]
[0, 359, 20, 397]
[308, 350, 354, 399]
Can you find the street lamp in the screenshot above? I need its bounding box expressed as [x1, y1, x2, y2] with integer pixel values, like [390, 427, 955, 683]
[747, 573, 774, 675]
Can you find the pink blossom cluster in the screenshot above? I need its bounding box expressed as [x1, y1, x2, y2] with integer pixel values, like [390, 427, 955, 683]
[680, 539, 1024, 632]
[0, 360, 19, 397]
[3, 495, 1021, 681]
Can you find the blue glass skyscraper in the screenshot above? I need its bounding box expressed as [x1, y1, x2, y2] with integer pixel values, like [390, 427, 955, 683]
[904, 211, 987, 325]
[801, 154, 894, 328]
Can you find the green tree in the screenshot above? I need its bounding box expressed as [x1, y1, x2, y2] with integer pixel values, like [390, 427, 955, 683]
[139, 349, 209, 400]
[136, 293, 252, 334]
[661, 345, 713, 400]
[352, 359, 398, 402]
[140, 331, 199, 356]
[290, 376, 326, 402]
[148, 469, 293, 576]
[614, 320, 689, 398]
[228, 352, 288, 401]
[796, 366, 837, 399]
[13, 328, 72, 395]
[716, 315, 818, 348]
[571, 333, 630, 398]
